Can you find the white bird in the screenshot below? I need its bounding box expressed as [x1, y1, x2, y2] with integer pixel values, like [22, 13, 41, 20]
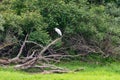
[54, 28, 62, 36]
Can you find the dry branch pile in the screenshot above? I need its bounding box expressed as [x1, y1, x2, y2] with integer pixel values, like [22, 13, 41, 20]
[0, 34, 119, 73]
[0, 35, 71, 73]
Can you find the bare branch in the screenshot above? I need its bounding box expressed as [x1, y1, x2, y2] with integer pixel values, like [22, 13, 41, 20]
[16, 34, 28, 58]
[0, 42, 17, 50]
[38, 37, 62, 57]
[25, 41, 44, 48]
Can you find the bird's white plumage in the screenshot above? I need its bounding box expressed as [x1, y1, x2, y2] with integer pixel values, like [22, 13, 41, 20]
[54, 28, 62, 36]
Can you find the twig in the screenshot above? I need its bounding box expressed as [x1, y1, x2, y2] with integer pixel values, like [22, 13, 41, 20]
[0, 42, 17, 50]
[25, 41, 44, 48]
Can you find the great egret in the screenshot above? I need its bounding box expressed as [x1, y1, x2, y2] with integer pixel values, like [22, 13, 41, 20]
[54, 28, 62, 36]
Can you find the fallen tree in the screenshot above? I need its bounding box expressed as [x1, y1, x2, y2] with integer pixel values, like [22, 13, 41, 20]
[0, 35, 66, 72]
[0, 35, 87, 73]
[0, 34, 119, 73]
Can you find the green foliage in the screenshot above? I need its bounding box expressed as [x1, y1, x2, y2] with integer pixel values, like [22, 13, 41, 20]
[0, 0, 49, 44]
[39, 1, 116, 41]
[0, 0, 119, 42]
[0, 0, 120, 59]
[0, 14, 5, 41]
[0, 14, 5, 31]
[29, 30, 51, 45]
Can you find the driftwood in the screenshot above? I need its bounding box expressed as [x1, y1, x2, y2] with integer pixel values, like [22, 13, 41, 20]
[14, 58, 37, 69]
[14, 37, 62, 69]
[17, 34, 28, 58]
[4, 38, 62, 65]
[9, 34, 28, 63]
[41, 70, 69, 74]
[0, 35, 87, 73]
[41, 67, 85, 74]
[0, 59, 10, 65]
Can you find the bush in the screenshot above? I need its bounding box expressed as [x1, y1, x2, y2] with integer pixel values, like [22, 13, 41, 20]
[0, 0, 120, 60]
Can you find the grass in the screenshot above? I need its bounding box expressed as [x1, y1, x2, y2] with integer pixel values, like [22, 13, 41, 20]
[0, 61, 120, 80]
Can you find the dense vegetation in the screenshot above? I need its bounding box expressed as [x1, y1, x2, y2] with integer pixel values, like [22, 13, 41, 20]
[0, 0, 120, 66]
